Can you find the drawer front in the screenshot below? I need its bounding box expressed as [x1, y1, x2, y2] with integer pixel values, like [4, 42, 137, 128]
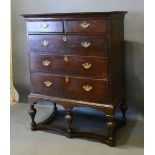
[27, 21, 63, 32]
[31, 73, 65, 98]
[30, 48, 107, 57]
[31, 73, 109, 103]
[30, 53, 108, 79]
[65, 35, 107, 49]
[28, 35, 107, 52]
[28, 35, 65, 51]
[65, 20, 108, 34]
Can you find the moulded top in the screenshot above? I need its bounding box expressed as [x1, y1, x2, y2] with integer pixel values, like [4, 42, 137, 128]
[22, 11, 127, 18]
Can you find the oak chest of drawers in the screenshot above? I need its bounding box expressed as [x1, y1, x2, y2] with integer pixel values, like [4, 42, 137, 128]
[23, 12, 127, 146]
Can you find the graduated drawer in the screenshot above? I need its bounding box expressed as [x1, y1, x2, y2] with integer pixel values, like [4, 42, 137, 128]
[65, 19, 108, 34]
[30, 48, 107, 57]
[27, 21, 63, 33]
[28, 35, 108, 52]
[30, 53, 108, 79]
[31, 73, 109, 104]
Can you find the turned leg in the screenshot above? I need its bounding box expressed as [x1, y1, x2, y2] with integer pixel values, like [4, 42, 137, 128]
[106, 116, 116, 144]
[53, 103, 57, 113]
[28, 102, 37, 131]
[65, 109, 73, 137]
[120, 99, 128, 122]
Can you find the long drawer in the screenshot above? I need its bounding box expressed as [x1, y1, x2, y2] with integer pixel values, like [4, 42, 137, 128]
[31, 73, 109, 104]
[30, 53, 108, 79]
[29, 48, 108, 57]
[28, 35, 108, 52]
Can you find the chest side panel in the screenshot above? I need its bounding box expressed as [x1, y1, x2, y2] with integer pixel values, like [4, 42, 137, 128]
[108, 15, 126, 106]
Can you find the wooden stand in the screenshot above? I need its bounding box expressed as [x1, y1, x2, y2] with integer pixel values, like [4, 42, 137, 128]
[28, 94, 127, 147]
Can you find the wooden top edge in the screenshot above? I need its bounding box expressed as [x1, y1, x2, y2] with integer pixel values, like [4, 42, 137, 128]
[21, 11, 128, 18]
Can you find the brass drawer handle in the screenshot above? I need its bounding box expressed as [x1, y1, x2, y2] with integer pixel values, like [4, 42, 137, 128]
[81, 42, 91, 48]
[64, 56, 69, 62]
[44, 81, 53, 87]
[42, 60, 51, 66]
[65, 76, 69, 83]
[41, 40, 49, 47]
[80, 21, 90, 29]
[83, 85, 92, 92]
[41, 23, 48, 28]
[63, 36, 67, 42]
[82, 62, 92, 69]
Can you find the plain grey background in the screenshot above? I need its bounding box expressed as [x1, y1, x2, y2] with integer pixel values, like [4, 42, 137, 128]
[11, 0, 144, 111]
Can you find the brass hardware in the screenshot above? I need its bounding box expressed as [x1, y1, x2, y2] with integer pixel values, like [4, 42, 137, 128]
[82, 62, 92, 69]
[65, 76, 69, 83]
[80, 21, 90, 29]
[44, 81, 53, 87]
[64, 56, 69, 62]
[63, 36, 67, 42]
[81, 42, 91, 48]
[83, 85, 92, 92]
[41, 23, 48, 28]
[41, 40, 49, 47]
[42, 60, 51, 66]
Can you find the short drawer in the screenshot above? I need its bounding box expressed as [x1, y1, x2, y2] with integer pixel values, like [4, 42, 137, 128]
[30, 53, 108, 79]
[28, 35, 107, 52]
[31, 73, 109, 104]
[65, 19, 108, 34]
[27, 21, 63, 33]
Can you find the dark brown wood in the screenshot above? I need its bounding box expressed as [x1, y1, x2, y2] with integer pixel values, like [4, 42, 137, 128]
[30, 108, 125, 146]
[28, 93, 114, 115]
[120, 98, 128, 122]
[106, 116, 116, 144]
[30, 53, 108, 79]
[28, 102, 37, 130]
[27, 21, 63, 32]
[28, 35, 108, 52]
[65, 109, 73, 136]
[29, 48, 108, 57]
[23, 12, 127, 146]
[53, 103, 57, 113]
[65, 19, 108, 34]
[30, 73, 109, 104]
[22, 11, 127, 18]
[108, 15, 126, 106]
